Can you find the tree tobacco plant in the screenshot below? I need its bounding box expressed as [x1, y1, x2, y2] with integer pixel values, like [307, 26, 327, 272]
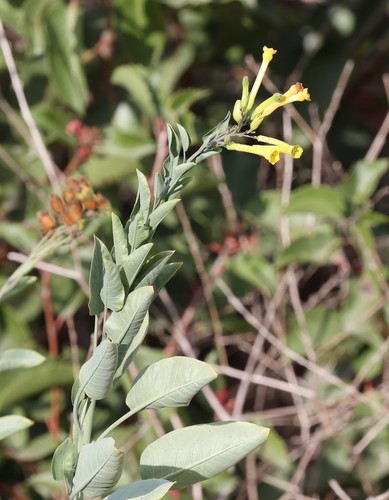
[18, 46, 309, 500]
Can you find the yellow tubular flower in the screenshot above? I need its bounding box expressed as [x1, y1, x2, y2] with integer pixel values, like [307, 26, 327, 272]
[283, 87, 311, 104]
[226, 143, 281, 164]
[256, 135, 303, 158]
[251, 93, 283, 120]
[254, 85, 310, 123]
[282, 82, 304, 99]
[249, 93, 283, 131]
[246, 46, 277, 112]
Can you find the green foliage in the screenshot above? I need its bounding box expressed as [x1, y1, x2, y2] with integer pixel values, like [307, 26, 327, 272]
[59, 119, 270, 498]
[0, 0, 388, 498]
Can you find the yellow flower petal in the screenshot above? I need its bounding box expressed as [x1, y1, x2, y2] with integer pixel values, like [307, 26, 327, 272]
[263, 46, 277, 63]
[226, 143, 280, 164]
[246, 46, 277, 111]
[256, 135, 304, 158]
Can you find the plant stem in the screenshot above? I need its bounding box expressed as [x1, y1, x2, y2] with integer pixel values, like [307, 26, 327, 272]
[97, 407, 137, 441]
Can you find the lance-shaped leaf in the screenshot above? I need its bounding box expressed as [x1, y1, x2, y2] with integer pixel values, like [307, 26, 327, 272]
[113, 313, 149, 385]
[72, 437, 124, 498]
[133, 251, 174, 289]
[100, 259, 125, 312]
[112, 213, 128, 265]
[167, 124, 180, 161]
[0, 276, 37, 302]
[79, 339, 118, 400]
[170, 161, 195, 185]
[0, 415, 33, 441]
[52, 437, 77, 481]
[89, 237, 112, 315]
[105, 286, 153, 345]
[153, 172, 165, 203]
[202, 112, 230, 147]
[137, 170, 152, 220]
[0, 349, 45, 372]
[126, 357, 217, 412]
[176, 124, 190, 153]
[128, 213, 150, 252]
[148, 200, 180, 230]
[151, 262, 182, 298]
[140, 422, 269, 488]
[105, 479, 174, 500]
[121, 243, 153, 290]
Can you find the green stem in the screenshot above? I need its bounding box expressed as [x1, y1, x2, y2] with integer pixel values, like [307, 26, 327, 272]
[93, 314, 99, 350]
[97, 407, 137, 441]
[81, 398, 96, 446]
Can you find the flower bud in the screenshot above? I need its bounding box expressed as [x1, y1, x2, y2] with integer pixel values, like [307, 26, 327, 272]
[233, 100, 243, 123]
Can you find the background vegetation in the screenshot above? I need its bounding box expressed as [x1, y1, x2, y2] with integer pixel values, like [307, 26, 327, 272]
[0, 0, 388, 498]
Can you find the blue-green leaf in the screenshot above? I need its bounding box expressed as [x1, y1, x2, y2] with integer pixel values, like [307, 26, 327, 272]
[89, 237, 111, 316]
[79, 339, 118, 400]
[105, 479, 174, 500]
[140, 422, 269, 488]
[126, 357, 217, 411]
[148, 200, 180, 230]
[100, 259, 125, 312]
[112, 213, 128, 265]
[72, 437, 124, 498]
[121, 243, 153, 290]
[51, 437, 77, 481]
[128, 214, 150, 252]
[113, 313, 149, 385]
[134, 251, 174, 289]
[176, 124, 190, 153]
[105, 287, 154, 345]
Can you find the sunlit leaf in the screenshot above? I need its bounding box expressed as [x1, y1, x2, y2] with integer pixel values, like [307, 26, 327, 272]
[0, 415, 33, 441]
[140, 422, 269, 488]
[126, 357, 217, 411]
[176, 124, 190, 152]
[0, 349, 45, 372]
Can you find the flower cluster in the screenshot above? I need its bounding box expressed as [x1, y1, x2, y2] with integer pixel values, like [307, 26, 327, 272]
[38, 177, 110, 235]
[228, 46, 310, 164]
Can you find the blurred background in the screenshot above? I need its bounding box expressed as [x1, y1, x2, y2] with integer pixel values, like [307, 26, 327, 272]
[0, 0, 389, 498]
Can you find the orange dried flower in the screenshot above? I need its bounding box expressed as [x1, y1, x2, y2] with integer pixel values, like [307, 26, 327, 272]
[50, 194, 63, 214]
[38, 211, 56, 235]
[66, 201, 83, 223]
[83, 197, 98, 211]
[95, 192, 110, 211]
